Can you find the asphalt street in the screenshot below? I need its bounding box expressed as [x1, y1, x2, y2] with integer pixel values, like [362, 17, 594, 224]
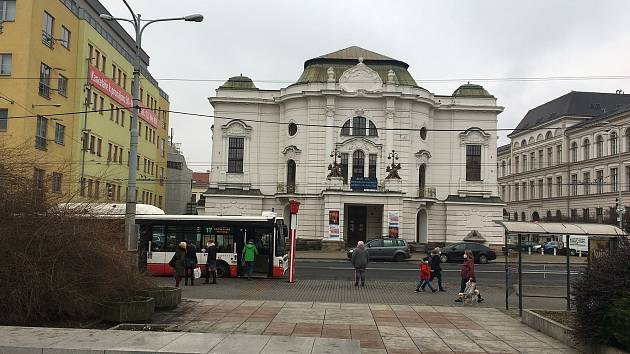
[295, 259, 585, 286]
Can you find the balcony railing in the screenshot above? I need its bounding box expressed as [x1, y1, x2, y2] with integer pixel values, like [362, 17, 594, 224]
[277, 183, 296, 194]
[417, 187, 436, 199]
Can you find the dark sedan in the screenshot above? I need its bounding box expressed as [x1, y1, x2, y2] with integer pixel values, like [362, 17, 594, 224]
[439, 242, 496, 264]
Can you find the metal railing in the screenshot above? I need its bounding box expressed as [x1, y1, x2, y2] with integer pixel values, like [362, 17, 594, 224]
[417, 187, 436, 199]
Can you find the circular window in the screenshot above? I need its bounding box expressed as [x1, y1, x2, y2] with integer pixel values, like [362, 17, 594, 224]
[288, 122, 298, 136]
[420, 127, 427, 140]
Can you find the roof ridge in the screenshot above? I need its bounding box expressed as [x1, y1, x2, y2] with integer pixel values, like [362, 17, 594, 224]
[316, 46, 396, 61]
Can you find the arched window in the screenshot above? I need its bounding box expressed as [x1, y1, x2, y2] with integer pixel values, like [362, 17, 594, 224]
[514, 212, 519, 221]
[596, 135, 604, 157]
[352, 150, 364, 178]
[352, 116, 366, 136]
[528, 137, 535, 145]
[545, 131, 553, 139]
[571, 141, 578, 162]
[368, 121, 378, 136]
[583, 139, 590, 160]
[286, 160, 296, 193]
[532, 211, 540, 222]
[420, 127, 427, 140]
[521, 139, 527, 147]
[536, 134, 543, 142]
[610, 131, 618, 155]
[419, 164, 426, 190]
[341, 120, 351, 136]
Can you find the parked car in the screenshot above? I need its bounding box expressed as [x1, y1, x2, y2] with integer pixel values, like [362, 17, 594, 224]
[347, 238, 410, 262]
[439, 242, 496, 264]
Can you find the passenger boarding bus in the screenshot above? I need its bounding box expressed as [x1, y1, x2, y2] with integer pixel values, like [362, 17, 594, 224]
[137, 213, 289, 278]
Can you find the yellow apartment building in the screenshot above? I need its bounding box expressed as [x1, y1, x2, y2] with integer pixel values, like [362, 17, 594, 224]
[0, 0, 169, 208]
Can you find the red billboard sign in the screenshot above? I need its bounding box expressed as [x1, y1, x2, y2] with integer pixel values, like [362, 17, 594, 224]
[88, 65, 158, 128]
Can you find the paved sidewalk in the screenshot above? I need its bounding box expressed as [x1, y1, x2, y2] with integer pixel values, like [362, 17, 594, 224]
[0, 325, 359, 353]
[297, 251, 588, 263]
[152, 298, 580, 353]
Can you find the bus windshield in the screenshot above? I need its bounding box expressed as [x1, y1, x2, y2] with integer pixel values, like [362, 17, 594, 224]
[275, 219, 288, 257]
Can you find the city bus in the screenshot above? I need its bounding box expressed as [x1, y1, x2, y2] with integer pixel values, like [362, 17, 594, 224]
[137, 212, 289, 278]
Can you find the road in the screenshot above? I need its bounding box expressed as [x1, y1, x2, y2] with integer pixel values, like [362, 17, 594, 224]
[295, 259, 584, 286]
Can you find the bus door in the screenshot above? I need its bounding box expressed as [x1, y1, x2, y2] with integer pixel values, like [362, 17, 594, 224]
[235, 227, 247, 277]
[252, 226, 273, 277]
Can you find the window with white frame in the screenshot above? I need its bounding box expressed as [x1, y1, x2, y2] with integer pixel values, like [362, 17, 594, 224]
[465, 145, 481, 181]
[60, 26, 71, 49]
[52, 172, 62, 193]
[0, 54, 11, 75]
[547, 147, 553, 167]
[571, 174, 578, 196]
[227, 137, 244, 173]
[547, 177, 553, 198]
[610, 131, 618, 155]
[611, 167, 618, 193]
[38, 62, 51, 98]
[57, 75, 68, 96]
[583, 139, 590, 160]
[0, 108, 7, 131]
[0, 0, 16, 21]
[54, 123, 64, 145]
[583, 172, 590, 195]
[596, 170, 604, 194]
[35, 116, 48, 150]
[42, 12, 54, 47]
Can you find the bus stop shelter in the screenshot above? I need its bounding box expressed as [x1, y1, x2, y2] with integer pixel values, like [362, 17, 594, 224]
[495, 221, 626, 315]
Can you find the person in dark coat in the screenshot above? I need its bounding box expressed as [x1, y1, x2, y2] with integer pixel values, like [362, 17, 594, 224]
[204, 239, 217, 284]
[351, 241, 369, 287]
[173, 242, 187, 287]
[429, 247, 446, 291]
[184, 240, 198, 286]
[455, 249, 483, 302]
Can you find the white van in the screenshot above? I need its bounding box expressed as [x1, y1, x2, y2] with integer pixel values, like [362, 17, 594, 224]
[568, 235, 589, 256]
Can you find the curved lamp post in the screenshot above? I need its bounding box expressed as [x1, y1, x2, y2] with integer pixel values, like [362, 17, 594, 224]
[100, 2, 203, 258]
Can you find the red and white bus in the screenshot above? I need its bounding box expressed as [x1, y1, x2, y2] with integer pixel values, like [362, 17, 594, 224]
[137, 212, 289, 278]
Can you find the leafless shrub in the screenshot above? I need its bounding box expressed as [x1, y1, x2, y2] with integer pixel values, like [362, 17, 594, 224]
[0, 145, 153, 325]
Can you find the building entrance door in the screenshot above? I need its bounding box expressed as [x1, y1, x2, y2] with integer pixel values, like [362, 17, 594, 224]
[347, 205, 367, 247]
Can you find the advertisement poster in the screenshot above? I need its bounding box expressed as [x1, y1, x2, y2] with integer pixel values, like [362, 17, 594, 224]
[388, 226, 399, 238]
[588, 238, 611, 264]
[388, 211, 399, 239]
[328, 210, 340, 238]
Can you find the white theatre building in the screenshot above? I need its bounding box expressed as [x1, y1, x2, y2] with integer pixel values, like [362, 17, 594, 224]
[203, 47, 505, 248]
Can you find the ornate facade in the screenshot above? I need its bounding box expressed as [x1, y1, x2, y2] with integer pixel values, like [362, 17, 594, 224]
[203, 47, 505, 248]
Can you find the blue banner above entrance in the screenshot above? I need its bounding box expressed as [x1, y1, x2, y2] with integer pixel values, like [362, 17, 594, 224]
[350, 177, 378, 190]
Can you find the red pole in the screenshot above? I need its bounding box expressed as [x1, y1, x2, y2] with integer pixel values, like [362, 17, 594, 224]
[288, 200, 300, 283]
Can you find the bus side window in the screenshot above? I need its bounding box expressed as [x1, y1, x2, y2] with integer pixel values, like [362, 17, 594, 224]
[151, 225, 166, 251]
[165, 225, 179, 252]
[215, 234, 234, 253]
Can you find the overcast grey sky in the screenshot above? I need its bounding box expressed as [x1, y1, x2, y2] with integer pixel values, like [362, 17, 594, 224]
[104, 0, 630, 172]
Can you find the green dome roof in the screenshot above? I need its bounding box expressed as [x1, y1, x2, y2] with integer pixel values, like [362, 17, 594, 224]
[220, 75, 257, 89]
[452, 83, 494, 98]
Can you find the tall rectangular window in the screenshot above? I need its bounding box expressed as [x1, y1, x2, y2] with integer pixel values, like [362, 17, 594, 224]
[0, 53, 11, 75]
[39, 63, 51, 98]
[514, 156, 519, 173]
[60, 26, 70, 49]
[52, 173, 62, 193]
[583, 172, 590, 195]
[538, 150, 543, 169]
[368, 154, 377, 179]
[522, 182, 527, 200]
[57, 75, 68, 97]
[530, 180, 535, 199]
[54, 123, 64, 145]
[340, 153, 348, 184]
[556, 176, 562, 197]
[547, 177, 553, 198]
[0, 1, 16, 21]
[596, 170, 604, 194]
[556, 145, 562, 164]
[627, 166, 630, 192]
[547, 147, 553, 167]
[596, 207, 603, 223]
[33, 168, 45, 190]
[571, 174, 578, 196]
[530, 152, 535, 170]
[0, 108, 7, 131]
[227, 137, 244, 173]
[538, 179, 543, 198]
[465, 145, 481, 181]
[96, 138, 102, 156]
[515, 184, 519, 201]
[42, 12, 54, 47]
[583, 208, 589, 222]
[522, 155, 527, 172]
[611, 167, 618, 193]
[35, 116, 48, 150]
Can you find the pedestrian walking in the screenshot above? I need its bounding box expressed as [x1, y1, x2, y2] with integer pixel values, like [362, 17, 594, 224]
[204, 239, 217, 284]
[351, 240, 368, 287]
[172, 242, 186, 287]
[242, 240, 258, 280]
[455, 249, 483, 302]
[184, 240, 198, 286]
[416, 257, 437, 292]
[429, 247, 446, 291]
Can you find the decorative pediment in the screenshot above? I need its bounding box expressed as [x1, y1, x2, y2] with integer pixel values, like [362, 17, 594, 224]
[339, 58, 383, 93]
[221, 119, 252, 136]
[459, 127, 490, 146]
[282, 145, 302, 160]
[415, 150, 432, 165]
[336, 137, 382, 153]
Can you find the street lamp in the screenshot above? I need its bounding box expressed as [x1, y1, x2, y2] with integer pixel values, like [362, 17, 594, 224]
[602, 121, 625, 230]
[100, 2, 203, 256]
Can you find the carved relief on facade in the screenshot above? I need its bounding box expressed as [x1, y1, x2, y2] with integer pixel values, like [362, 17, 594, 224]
[282, 145, 302, 161]
[221, 119, 252, 136]
[459, 127, 490, 146]
[336, 136, 382, 154]
[339, 58, 383, 93]
[415, 149, 432, 166]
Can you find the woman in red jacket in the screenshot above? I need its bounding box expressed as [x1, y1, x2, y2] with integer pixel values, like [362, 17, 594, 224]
[455, 249, 483, 302]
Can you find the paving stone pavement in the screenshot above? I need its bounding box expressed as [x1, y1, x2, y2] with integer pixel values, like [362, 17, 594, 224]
[150, 298, 581, 353]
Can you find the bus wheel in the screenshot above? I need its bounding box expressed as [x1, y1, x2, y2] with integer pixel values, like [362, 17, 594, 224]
[216, 262, 230, 278]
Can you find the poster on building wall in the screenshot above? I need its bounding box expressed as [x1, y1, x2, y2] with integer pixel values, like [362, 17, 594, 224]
[388, 211, 399, 239]
[328, 210, 340, 238]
